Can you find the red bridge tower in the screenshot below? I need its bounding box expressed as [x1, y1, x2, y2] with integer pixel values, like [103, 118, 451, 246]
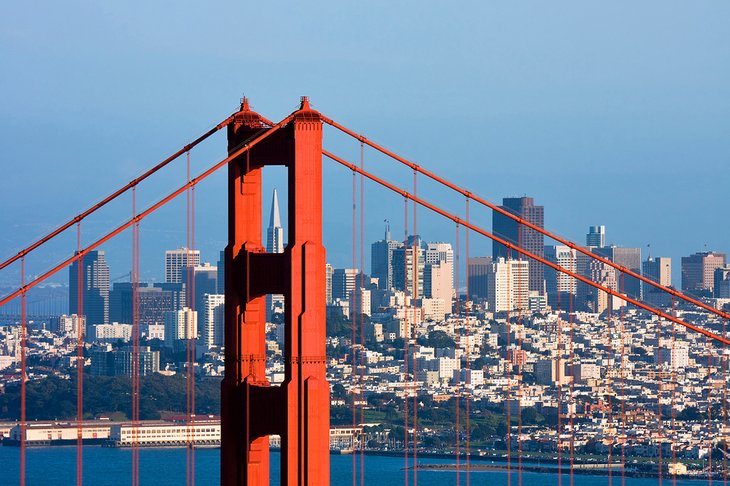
[221, 97, 330, 485]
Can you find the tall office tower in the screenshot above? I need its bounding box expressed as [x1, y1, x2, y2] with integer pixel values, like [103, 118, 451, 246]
[714, 266, 730, 298]
[424, 242, 454, 314]
[643, 257, 672, 305]
[332, 268, 358, 302]
[586, 225, 606, 248]
[217, 250, 225, 294]
[164, 307, 198, 348]
[201, 293, 225, 349]
[191, 263, 218, 312]
[544, 245, 577, 308]
[266, 189, 285, 253]
[153, 282, 186, 311]
[110, 283, 178, 326]
[577, 259, 618, 313]
[138, 287, 174, 326]
[486, 258, 529, 313]
[681, 251, 727, 297]
[371, 221, 402, 290]
[467, 257, 492, 300]
[165, 248, 201, 284]
[69, 250, 110, 326]
[392, 235, 425, 299]
[492, 197, 545, 295]
[593, 246, 642, 300]
[109, 282, 135, 323]
[325, 263, 334, 304]
[425, 242, 454, 266]
[266, 189, 285, 320]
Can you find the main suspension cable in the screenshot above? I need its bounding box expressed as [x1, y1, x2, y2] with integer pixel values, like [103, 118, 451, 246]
[0, 114, 240, 273]
[323, 150, 730, 347]
[0, 115, 294, 308]
[320, 116, 730, 323]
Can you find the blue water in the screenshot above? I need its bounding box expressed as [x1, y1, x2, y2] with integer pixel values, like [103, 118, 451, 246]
[0, 446, 706, 485]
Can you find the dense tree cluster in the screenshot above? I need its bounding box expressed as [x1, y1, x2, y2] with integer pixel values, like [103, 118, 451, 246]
[0, 374, 221, 421]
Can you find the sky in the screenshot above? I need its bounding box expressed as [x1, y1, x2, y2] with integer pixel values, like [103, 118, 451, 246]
[1, 1, 729, 289]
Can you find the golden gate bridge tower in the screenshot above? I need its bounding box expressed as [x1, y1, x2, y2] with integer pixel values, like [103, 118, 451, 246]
[222, 97, 329, 485]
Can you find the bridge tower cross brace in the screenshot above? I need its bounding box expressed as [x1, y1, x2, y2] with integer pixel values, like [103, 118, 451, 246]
[221, 97, 330, 485]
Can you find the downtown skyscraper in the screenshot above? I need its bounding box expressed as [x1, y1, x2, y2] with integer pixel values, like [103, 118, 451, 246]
[165, 247, 201, 284]
[69, 250, 110, 326]
[492, 197, 545, 294]
[267, 189, 285, 319]
[371, 221, 401, 291]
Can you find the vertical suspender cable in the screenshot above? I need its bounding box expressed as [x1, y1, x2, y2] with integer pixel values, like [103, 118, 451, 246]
[606, 297, 614, 486]
[464, 197, 471, 486]
[76, 222, 84, 486]
[20, 256, 27, 486]
[671, 297, 677, 486]
[403, 197, 409, 486]
[569, 291, 575, 486]
[185, 151, 191, 485]
[506, 247, 512, 486]
[619, 274, 626, 486]
[657, 290, 663, 486]
[516, 225, 523, 486]
[723, 316, 727, 484]
[359, 141, 366, 486]
[132, 186, 141, 486]
[455, 222, 460, 486]
[411, 169, 418, 486]
[708, 333, 714, 486]
[557, 259, 563, 486]
[184, 152, 195, 485]
[185, 150, 195, 486]
[351, 165, 357, 486]
[190, 164, 197, 486]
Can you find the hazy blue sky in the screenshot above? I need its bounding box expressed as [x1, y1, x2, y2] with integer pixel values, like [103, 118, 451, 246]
[1, 1, 729, 287]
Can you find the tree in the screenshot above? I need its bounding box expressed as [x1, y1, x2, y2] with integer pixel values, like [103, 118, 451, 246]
[332, 383, 347, 400]
[417, 330, 456, 349]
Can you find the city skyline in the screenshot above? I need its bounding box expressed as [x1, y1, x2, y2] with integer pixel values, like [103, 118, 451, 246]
[0, 185, 724, 298]
[3, 4, 730, 483]
[2, 3, 729, 292]
[28, 203, 728, 295]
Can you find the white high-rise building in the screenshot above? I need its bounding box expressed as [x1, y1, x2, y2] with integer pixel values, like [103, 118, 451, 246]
[164, 307, 198, 347]
[544, 245, 577, 307]
[643, 256, 673, 305]
[425, 242, 454, 266]
[52, 314, 86, 336]
[165, 248, 201, 284]
[486, 258, 529, 312]
[94, 323, 133, 342]
[201, 294, 225, 349]
[424, 242, 454, 315]
[425, 262, 453, 315]
[349, 287, 371, 319]
[577, 257, 619, 313]
[392, 236, 425, 299]
[332, 268, 358, 301]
